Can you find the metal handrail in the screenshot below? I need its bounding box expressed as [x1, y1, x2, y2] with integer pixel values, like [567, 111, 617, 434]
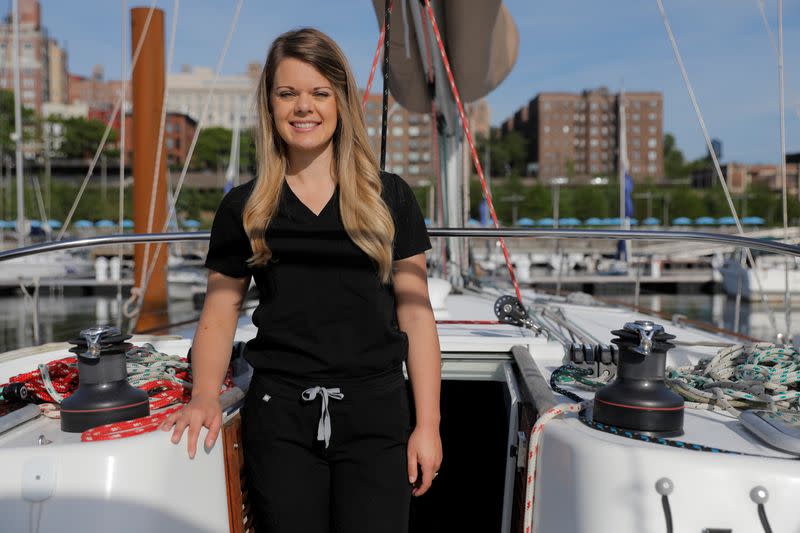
[1, 228, 799, 261]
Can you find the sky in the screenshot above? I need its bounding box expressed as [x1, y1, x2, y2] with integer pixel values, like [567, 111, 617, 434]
[37, 0, 800, 164]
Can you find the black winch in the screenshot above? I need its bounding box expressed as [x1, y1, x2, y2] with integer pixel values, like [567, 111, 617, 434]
[60, 326, 149, 433]
[592, 320, 684, 437]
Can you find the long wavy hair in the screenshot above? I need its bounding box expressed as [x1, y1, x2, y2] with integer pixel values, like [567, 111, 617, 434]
[243, 28, 395, 282]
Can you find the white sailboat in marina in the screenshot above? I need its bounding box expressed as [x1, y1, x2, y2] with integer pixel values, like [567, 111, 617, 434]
[0, 1, 799, 532]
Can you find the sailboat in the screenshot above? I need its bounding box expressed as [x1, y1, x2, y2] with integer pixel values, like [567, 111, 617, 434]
[0, 1, 799, 532]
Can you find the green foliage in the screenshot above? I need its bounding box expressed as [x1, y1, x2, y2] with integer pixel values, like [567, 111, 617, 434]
[663, 132, 687, 180]
[47, 116, 116, 159]
[191, 127, 256, 172]
[0, 89, 38, 157]
[476, 129, 529, 178]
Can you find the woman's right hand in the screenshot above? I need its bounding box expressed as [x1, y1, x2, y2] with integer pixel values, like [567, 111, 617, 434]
[161, 393, 223, 459]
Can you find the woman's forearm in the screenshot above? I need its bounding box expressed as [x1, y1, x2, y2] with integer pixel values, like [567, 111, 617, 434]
[402, 310, 441, 429]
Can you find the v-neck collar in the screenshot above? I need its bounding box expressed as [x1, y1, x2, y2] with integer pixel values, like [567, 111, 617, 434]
[284, 180, 338, 219]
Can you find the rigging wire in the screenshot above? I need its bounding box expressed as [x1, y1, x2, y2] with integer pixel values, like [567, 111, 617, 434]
[421, 0, 523, 305]
[755, 0, 800, 122]
[776, 0, 791, 336]
[379, 0, 392, 170]
[56, 0, 159, 241]
[654, 0, 779, 338]
[362, 16, 387, 110]
[128, 0, 245, 331]
[117, 0, 128, 329]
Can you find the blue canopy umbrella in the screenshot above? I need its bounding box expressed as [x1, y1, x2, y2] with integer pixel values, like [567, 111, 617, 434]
[536, 217, 554, 227]
[516, 217, 535, 226]
[742, 216, 765, 225]
[672, 217, 692, 225]
[95, 219, 115, 228]
[558, 217, 581, 227]
[695, 216, 716, 226]
[643, 217, 661, 226]
[717, 216, 736, 226]
[122, 219, 135, 229]
[629, 218, 639, 226]
[47, 219, 62, 229]
[182, 219, 201, 229]
[584, 217, 603, 226]
[423, 218, 431, 227]
[0, 220, 13, 229]
[74, 219, 93, 229]
[466, 218, 481, 227]
[605, 217, 622, 226]
[29, 220, 42, 228]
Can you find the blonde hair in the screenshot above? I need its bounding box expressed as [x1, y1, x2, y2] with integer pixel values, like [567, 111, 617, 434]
[244, 28, 395, 282]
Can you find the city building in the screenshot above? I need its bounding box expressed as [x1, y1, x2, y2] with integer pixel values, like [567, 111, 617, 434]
[0, 0, 68, 114]
[165, 64, 260, 130]
[362, 91, 434, 186]
[691, 160, 800, 195]
[119, 112, 197, 167]
[68, 65, 127, 112]
[501, 87, 664, 182]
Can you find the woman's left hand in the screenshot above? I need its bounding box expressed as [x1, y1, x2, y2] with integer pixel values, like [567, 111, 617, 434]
[407, 424, 443, 497]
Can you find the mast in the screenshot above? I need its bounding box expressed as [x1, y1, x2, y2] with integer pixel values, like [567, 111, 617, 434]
[618, 86, 631, 263]
[131, 7, 168, 331]
[12, 0, 24, 246]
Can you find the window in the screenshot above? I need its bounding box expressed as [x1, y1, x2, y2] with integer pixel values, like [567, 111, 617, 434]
[590, 127, 598, 135]
[391, 113, 403, 123]
[632, 113, 640, 121]
[648, 113, 657, 121]
[633, 101, 641, 109]
[632, 138, 641, 148]
[22, 78, 34, 88]
[648, 164, 657, 174]
[601, 140, 608, 148]
[392, 152, 403, 162]
[650, 100, 658, 108]
[590, 139, 599, 147]
[422, 152, 430, 161]
[633, 164, 641, 173]
[590, 114, 598, 123]
[408, 126, 420, 136]
[601, 127, 608, 135]
[423, 114, 430, 123]
[408, 151, 420, 161]
[391, 127, 404, 136]
[649, 126, 657, 134]
[632, 126, 641, 134]
[590, 102, 598, 110]
[543, 102, 551, 110]
[648, 138, 657, 148]
[408, 165, 420, 175]
[367, 127, 376, 137]
[648, 150, 657, 161]
[22, 90, 35, 100]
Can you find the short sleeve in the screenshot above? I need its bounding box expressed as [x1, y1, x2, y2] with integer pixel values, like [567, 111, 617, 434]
[204, 187, 253, 278]
[388, 173, 432, 260]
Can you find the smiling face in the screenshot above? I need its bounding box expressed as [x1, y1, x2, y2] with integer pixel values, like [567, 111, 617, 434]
[270, 57, 339, 161]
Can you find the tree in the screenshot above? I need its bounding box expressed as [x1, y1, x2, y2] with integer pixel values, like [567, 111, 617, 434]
[663, 132, 687, 180]
[48, 116, 116, 159]
[192, 126, 255, 171]
[476, 128, 529, 178]
[0, 89, 38, 158]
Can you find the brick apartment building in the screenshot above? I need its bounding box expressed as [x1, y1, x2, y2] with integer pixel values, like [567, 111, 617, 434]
[501, 87, 664, 182]
[691, 160, 800, 195]
[361, 91, 489, 186]
[0, 0, 68, 113]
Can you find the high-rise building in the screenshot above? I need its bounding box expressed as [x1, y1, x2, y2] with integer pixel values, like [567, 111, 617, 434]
[362, 91, 434, 186]
[501, 87, 664, 182]
[0, 0, 68, 114]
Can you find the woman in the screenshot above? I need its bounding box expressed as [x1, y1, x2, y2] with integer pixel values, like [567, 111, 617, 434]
[162, 28, 442, 532]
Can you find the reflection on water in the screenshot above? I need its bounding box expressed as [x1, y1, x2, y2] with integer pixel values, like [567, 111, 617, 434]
[0, 290, 794, 353]
[0, 294, 198, 353]
[600, 290, 794, 341]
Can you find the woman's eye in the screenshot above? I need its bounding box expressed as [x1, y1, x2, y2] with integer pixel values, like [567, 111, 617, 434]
[278, 92, 294, 98]
[314, 92, 331, 98]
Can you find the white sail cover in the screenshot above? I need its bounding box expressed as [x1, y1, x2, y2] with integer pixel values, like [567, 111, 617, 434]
[371, 0, 519, 113]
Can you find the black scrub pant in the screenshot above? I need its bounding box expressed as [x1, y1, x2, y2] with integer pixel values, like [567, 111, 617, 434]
[242, 365, 413, 533]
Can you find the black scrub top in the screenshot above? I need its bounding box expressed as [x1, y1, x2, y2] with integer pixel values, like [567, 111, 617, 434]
[204, 171, 431, 380]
